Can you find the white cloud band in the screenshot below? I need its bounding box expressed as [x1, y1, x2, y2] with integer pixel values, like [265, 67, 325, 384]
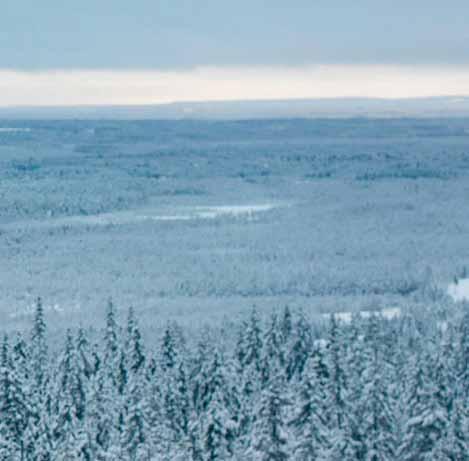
[1, 65, 469, 106]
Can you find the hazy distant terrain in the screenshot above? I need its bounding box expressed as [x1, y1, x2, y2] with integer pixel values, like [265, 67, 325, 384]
[3, 96, 469, 120]
[1, 118, 469, 333]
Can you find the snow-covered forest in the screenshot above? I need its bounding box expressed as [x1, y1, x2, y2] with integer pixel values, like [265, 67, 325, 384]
[3, 120, 469, 459]
[3, 119, 469, 330]
[1, 297, 468, 460]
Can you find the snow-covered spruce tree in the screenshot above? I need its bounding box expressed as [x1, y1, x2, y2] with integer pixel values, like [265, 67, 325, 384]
[116, 348, 129, 396]
[361, 315, 397, 461]
[178, 361, 191, 431]
[433, 397, 469, 460]
[51, 329, 89, 458]
[113, 305, 147, 439]
[160, 323, 179, 374]
[0, 334, 30, 459]
[54, 422, 91, 461]
[260, 312, 285, 387]
[125, 306, 146, 375]
[325, 314, 362, 461]
[457, 306, 469, 399]
[30, 297, 48, 389]
[433, 329, 457, 422]
[196, 350, 227, 414]
[120, 374, 152, 461]
[248, 372, 291, 461]
[243, 306, 263, 373]
[76, 326, 95, 381]
[280, 305, 293, 345]
[235, 307, 264, 442]
[86, 366, 120, 459]
[234, 318, 249, 374]
[286, 309, 312, 381]
[23, 408, 55, 461]
[191, 333, 212, 411]
[202, 387, 233, 461]
[290, 357, 329, 460]
[236, 360, 260, 449]
[398, 350, 447, 460]
[163, 371, 184, 446]
[103, 298, 120, 386]
[145, 367, 168, 457]
[341, 312, 367, 458]
[325, 314, 347, 431]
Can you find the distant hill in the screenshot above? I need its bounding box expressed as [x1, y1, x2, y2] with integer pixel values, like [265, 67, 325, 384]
[2, 96, 469, 120]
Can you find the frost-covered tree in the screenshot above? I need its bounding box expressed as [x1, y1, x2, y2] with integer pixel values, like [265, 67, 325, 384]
[0, 296, 466, 459]
[361, 317, 397, 461]
[121, 375, 151, 460]
[399, 352, 447, 460]
[286, 310, 312, 381]
[125, 307, 145, 375]
[243, 306, 263, 373]
[30, 297, 48, 389]
[0, 334, 30, 459]
[160, 323, 179, 373]
[249, 374, 290, 461]
[202, 388, 233, 461]
[290, 358, 329, 460]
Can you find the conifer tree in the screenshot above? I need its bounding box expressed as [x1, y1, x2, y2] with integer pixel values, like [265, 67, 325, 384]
[121, 375, 151, 461]
[76, 327, 94, 380]
[30, 297, 48, 389]
[399, 352, 447, 460]
[286, 310, 312, 381]
[126, 307, 145, 375]
[326, 314, 347, 430]
[290, 359, 329, 460]
[52, 330, 86, 444]
[0, 334, 30, 459]
[87, 367, 119, 458]
[249, 373, 290, 461]
[103, 298, 120, 382]
[243, 306, 263, 373]
[457, 307, 469, 398]
[261, 313, 285, 387]
[280, 305, 293, 344]
[361, 318, 397, 461]
[203, 388, 232, 461]
[436, 398, 469, 460]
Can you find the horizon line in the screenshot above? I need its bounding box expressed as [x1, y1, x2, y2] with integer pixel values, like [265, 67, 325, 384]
[3, 65, 469, 107]
[2, 94, 469, 110]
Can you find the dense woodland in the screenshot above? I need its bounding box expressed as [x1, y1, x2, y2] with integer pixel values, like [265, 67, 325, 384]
[0, 298, 468, 460]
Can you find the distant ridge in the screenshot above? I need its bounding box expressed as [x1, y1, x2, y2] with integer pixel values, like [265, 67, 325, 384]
[2, 96, 469, 120]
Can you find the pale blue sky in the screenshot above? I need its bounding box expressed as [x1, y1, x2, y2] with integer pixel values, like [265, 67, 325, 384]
[2, 1, 469, 105]
[2, 0, 469, 69]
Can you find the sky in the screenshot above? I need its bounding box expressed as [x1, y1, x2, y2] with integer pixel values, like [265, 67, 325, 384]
[2, 1, 469, 106]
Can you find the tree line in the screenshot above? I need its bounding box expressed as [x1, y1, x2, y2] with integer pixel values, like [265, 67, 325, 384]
[0, 297, 468, 460]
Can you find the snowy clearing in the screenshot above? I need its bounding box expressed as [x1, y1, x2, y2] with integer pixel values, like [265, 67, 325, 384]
[0, 127, 32, 132]
[5, 203, 285, 231]
[447, 278, 469, 302]
[322, 307, 402, 323]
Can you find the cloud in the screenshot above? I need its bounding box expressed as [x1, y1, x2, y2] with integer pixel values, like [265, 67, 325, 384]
[1, 65, 469, 107]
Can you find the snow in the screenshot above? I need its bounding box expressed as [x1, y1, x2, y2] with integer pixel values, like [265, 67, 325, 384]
[322, 307, 401, 323]
[447, 278, 469, 302]
[6, 203, 283, 230]
[0, 127, 32, 132]
[190, 204, 278, 219]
